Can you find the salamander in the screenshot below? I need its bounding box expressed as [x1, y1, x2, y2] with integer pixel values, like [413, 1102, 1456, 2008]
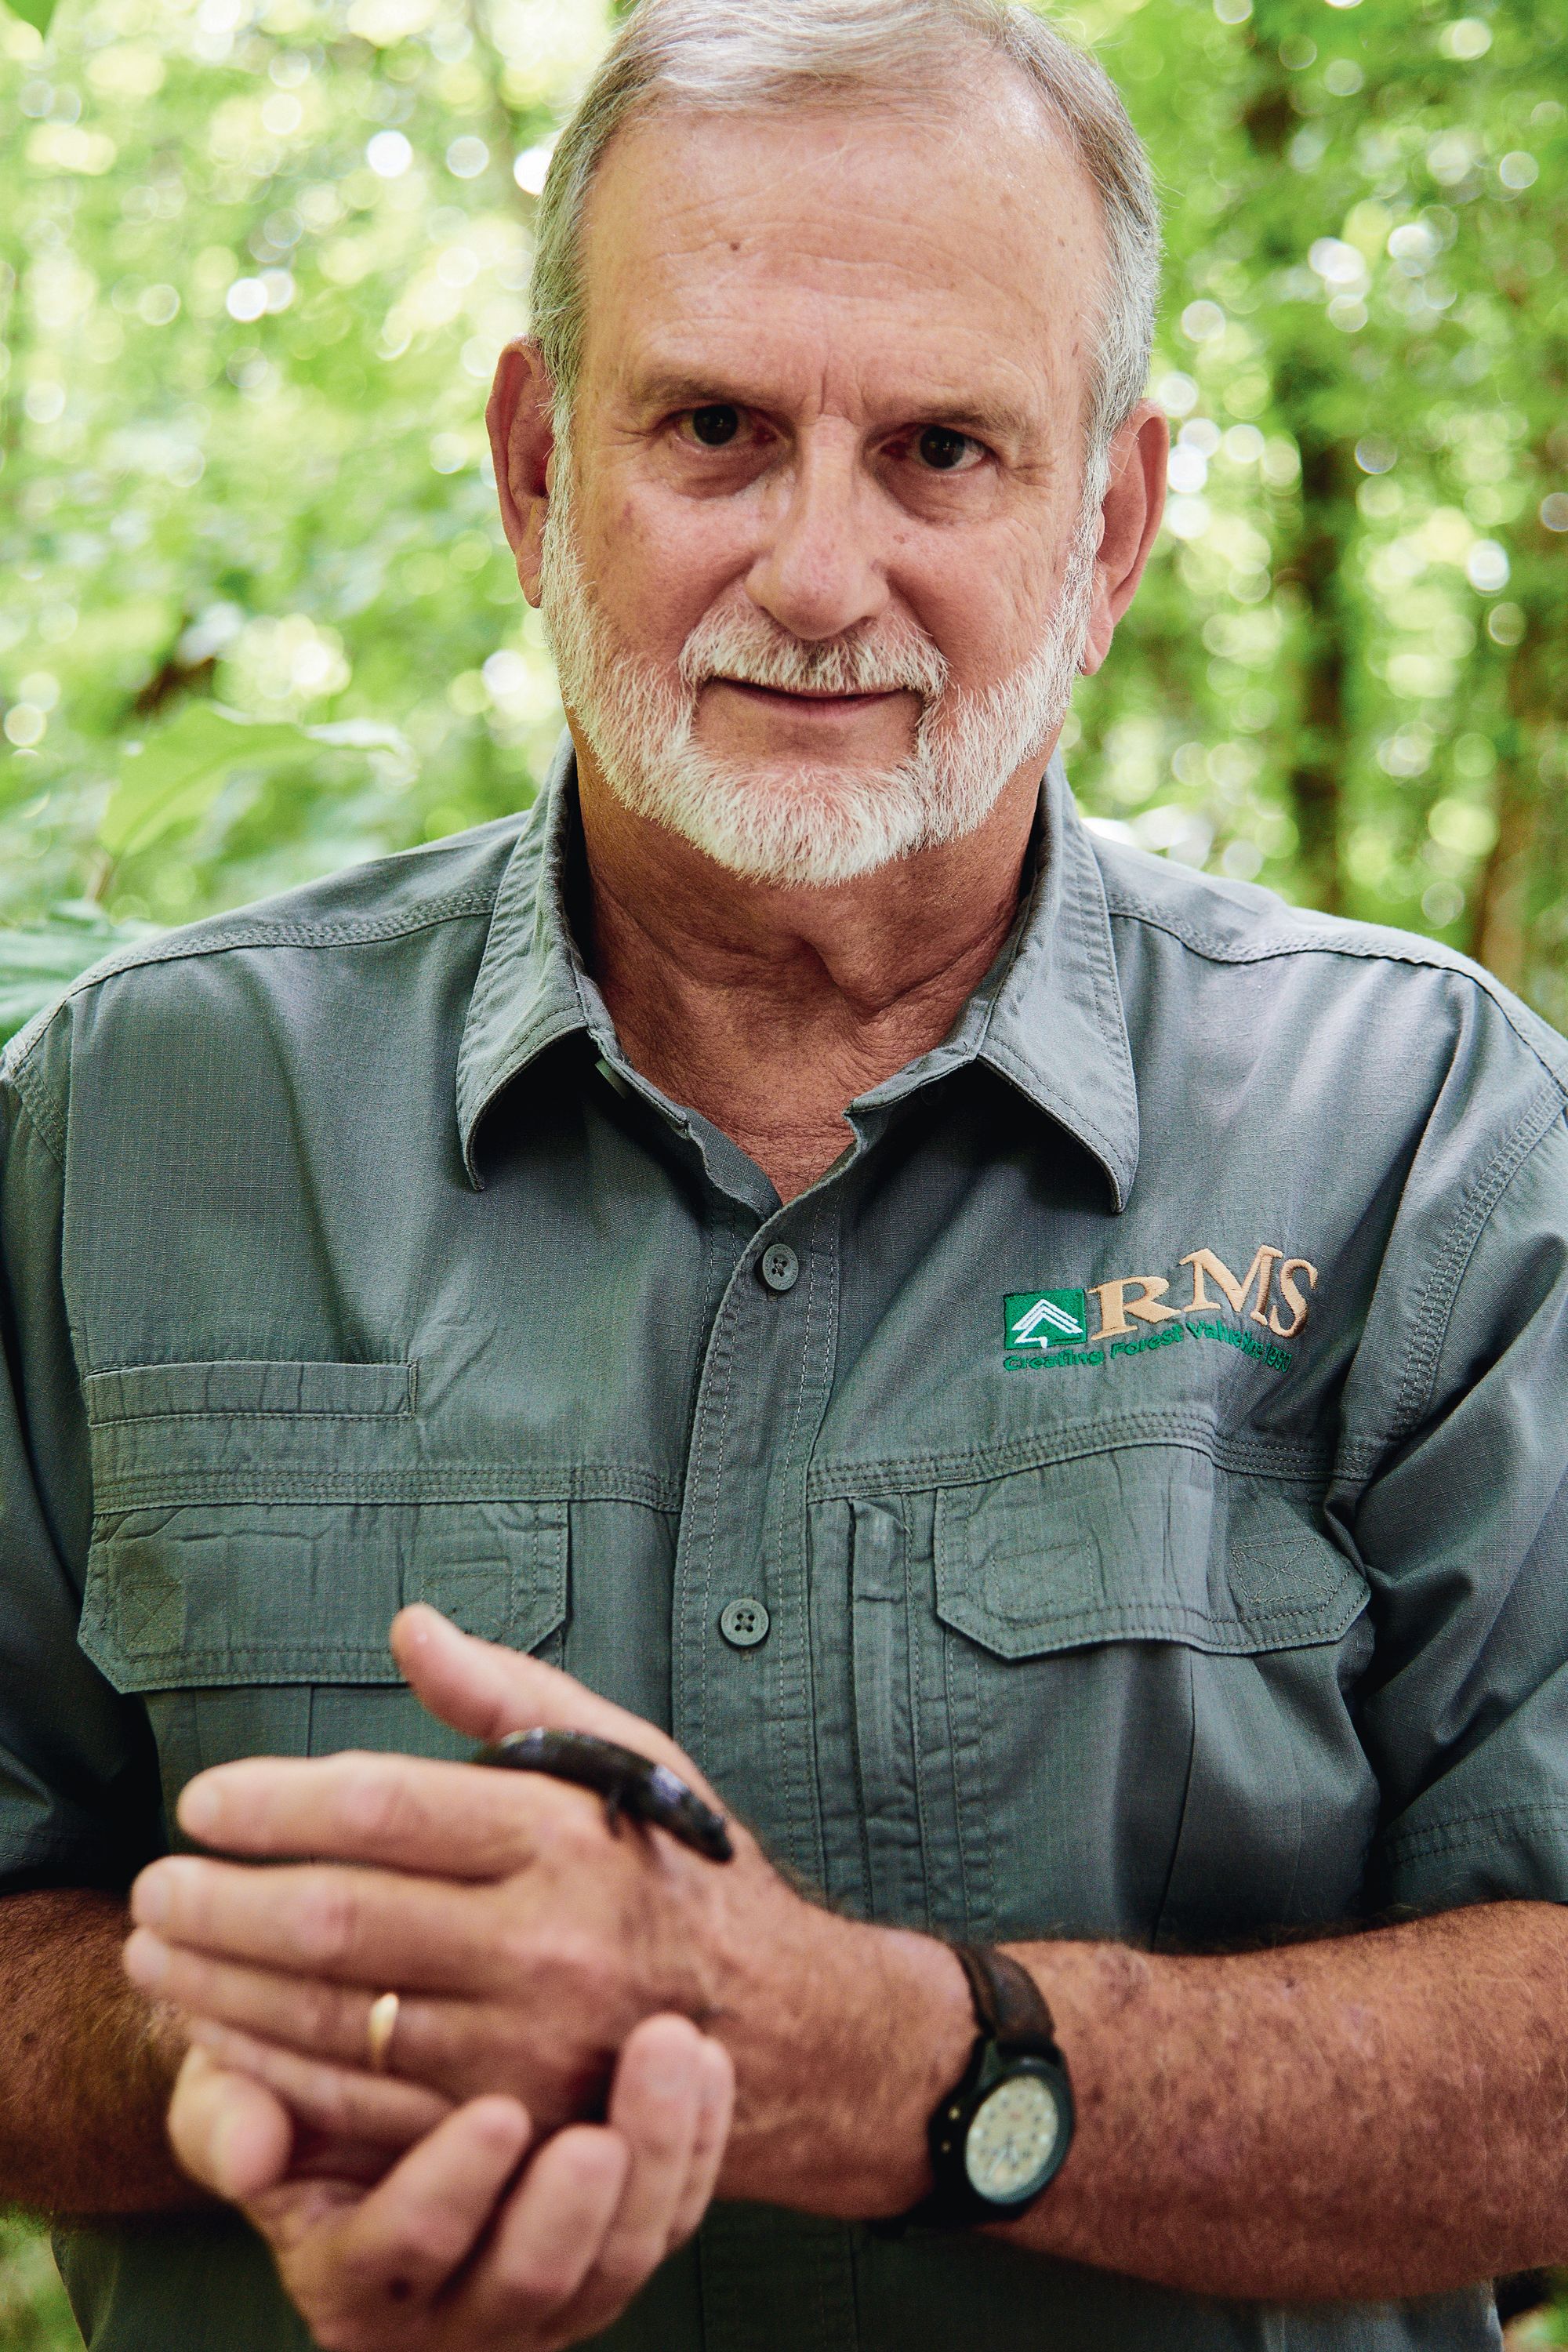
[470, 1726, 735, 1863]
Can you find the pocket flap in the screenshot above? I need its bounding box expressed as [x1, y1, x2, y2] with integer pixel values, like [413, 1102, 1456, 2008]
[80, 1499, 568, 1693]
[83, 1359, 427, 1512]
[85, 1360, 416, 1423]
[935, 1450, 1364, 1661]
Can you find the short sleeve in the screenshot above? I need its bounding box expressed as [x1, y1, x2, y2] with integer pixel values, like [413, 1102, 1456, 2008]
[1352, 1105, 1568, 1915]
[0, 1036, 164, 1894]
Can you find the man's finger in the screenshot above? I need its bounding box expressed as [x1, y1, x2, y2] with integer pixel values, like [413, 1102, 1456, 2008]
[167, 2046, 295, 2201]
[129, 1855, 506, 1993]
[551, 2024, 733, 2345]
[129, 1927, 372, 2053]
[171, 1745, 589, 1875]
[170, 2043, 419, 2194]
[127, 1929, 488, 2094]
[180, 2014, 454, 2149]
[466, 2122, 630, 2325]
[548, 2013, 716, 2341]
[667, 2036, 735, 2248]
[590, 2015, 706, 2288]
[392, 1606, 725, 1806]
[288, 2096, 533, 2315]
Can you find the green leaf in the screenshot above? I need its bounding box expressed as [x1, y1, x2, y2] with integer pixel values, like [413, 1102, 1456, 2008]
[3, 0, 60, 34]
[97, 705, 413, 867]
[0, 913, 157, 1046]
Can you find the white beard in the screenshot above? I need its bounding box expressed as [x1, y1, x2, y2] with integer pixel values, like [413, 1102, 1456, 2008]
[539, 454, 1099, 889]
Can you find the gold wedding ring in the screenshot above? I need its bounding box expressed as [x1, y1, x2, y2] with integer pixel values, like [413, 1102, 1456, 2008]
[365, 1991, 401, 2075]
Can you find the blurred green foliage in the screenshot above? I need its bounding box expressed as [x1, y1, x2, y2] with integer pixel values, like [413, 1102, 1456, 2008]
[0, 0, 1566, 2322]
[1513, 2304, 1568, 2348]
[0, 2212, 80, 2348]
[1, 0, 600, 1037]
[2, 0, 1567, 1041]
[1075, 0, 1568, 1025]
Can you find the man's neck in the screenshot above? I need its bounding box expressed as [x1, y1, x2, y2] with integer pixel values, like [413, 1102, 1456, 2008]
[575, 753, 1045, 1203]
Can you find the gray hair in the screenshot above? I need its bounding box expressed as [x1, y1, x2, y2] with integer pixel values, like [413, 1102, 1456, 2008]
[528, 0, 1160, 483]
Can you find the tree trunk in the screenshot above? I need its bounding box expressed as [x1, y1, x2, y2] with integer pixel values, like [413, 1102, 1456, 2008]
[1272, 392, 1354, 916]
[1469, 615, 1547, 992]
[1237, 40, 1356, 919]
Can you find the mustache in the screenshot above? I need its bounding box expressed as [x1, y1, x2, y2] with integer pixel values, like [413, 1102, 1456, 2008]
[677, 604, 949, 702]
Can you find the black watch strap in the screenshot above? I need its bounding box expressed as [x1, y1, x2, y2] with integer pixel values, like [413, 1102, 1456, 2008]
[952, 1944, 1062, 2056]
[879, 1944, 1072, 2234]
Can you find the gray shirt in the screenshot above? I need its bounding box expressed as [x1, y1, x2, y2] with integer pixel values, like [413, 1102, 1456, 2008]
[5, 739, 1564, 2350]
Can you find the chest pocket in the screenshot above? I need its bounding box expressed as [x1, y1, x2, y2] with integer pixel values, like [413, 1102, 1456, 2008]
[935, 1449, 1363, 1658]
[78, 1361, 568, 1802]
[850, 1446, 1372, 1951]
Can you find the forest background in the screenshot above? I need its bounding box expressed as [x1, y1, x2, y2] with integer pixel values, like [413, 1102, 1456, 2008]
[2, 0, 1567, 2340]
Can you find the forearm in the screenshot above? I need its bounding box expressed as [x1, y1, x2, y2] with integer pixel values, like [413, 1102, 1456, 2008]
[1011, 1900, 1568, 2298]
[0, 1889, 197, 2213]
[739, 1898, 1568, 2301]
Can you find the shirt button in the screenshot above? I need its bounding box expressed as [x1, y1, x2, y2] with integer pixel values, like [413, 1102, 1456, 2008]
[719, 1596, 770, 1649]
[758, 1243, 799, 1293]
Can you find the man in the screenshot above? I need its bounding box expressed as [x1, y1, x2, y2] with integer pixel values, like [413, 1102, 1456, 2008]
[3, 0, 1568, 2345]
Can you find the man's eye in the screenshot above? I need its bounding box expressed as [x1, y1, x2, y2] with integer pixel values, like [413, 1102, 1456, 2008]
[916, 425, 982, 473]
[687, 404, 742, 448]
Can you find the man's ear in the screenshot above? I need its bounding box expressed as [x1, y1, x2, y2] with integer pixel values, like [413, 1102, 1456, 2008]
[486, 339, 557, 606]
[1079, 401, 1168, 678]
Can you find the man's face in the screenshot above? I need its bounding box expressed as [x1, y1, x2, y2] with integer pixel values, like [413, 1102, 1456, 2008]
[539, 84, 1111, 885]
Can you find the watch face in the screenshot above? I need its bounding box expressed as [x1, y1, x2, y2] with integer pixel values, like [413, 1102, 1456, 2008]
[964, 2071, 1064, 2205]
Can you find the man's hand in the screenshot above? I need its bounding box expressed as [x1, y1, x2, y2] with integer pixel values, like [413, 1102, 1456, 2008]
[125, 1605, 969, 2220]
[128, 1606, 1568, 2303]
[169, 2012, 732, 2352]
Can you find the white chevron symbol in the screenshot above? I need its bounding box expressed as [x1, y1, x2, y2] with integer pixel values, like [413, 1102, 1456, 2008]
[1011, 1295, 1084, 1344]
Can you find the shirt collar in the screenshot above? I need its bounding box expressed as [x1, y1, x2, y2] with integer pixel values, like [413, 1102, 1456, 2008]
[456, 733, 593, 1183]
[456, 737, 1139, 1207]
[975, 751, 1140, 1208]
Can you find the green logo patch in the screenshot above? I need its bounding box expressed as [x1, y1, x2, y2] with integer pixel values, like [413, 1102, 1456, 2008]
[1004, 1288, 1090, 1352]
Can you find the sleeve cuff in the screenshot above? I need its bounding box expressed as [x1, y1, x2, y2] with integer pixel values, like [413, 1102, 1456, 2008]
[1376, 1802, 1568, 1915]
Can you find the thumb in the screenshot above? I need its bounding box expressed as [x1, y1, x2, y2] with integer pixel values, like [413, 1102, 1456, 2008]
[390, 1606, 724, 1803]
[169, 2047, 295, 2203]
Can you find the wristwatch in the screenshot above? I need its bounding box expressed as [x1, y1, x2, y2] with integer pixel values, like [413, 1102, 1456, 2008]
[921, 1944, 1075, 2224]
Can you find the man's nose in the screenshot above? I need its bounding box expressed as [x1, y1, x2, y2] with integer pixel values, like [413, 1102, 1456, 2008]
[744, 429, 887, 643]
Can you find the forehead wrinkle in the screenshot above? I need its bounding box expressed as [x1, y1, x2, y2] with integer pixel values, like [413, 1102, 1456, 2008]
[597, 116, 1096, 303]
[603, 241, 1091, 409]
[584, 93, 1102, 315]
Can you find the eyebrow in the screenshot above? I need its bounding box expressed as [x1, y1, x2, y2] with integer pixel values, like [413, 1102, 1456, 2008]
[622, 366, 1038, 450]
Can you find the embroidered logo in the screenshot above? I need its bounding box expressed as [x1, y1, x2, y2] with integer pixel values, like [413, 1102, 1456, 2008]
[1002, 1247, 1317, 1376]
[1004, 1289, 1091, 1352]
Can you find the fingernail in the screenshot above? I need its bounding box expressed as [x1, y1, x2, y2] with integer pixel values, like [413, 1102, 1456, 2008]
[477, 2096, 532, 2151]
[124, 1928, 169, 1987]
[132, 1854, 206, 1925]
[178, 1778, 221, 1838]
[212, 2109, 248, 2198]
[646, 2038, 697, 2095]
[132, 1867, 170, 1928]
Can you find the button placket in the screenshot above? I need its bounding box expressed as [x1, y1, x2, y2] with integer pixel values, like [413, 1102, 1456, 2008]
[670, 1200, 840, 1892]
